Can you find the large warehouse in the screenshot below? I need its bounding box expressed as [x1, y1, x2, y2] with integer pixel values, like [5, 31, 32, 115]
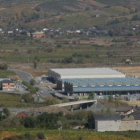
[48, 68, 140, 95]
[48, 68, 125, 80]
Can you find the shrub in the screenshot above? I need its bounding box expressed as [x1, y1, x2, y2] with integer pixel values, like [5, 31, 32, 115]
[37, 132, 46, 139]
[0, 63, 8, 70]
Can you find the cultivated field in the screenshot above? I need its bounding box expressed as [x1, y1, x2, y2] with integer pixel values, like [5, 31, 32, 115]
[1, 129, 140, 140]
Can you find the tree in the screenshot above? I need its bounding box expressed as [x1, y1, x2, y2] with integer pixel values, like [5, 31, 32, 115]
[33, 61, 37, 69]
[21, 117, 36, 128]
[36, 112, 60, 129]
[62, 97, 68, 103]
[56, 44, 62, 48]
[106, 107, 111, 114]
[131, 14, 140, 21]
[3, 108, 10, 118]
[46, 97, 59, 105]
[0, 63, 8, 70]
[108, 95, 113, 102]
[62, 57, 73, 63]
[34, 56, 40, 62]
[37, 132, 45, 139]
[22, 94, 34, 103]
[0, 108, 10, 121]
[30, 79, 35, 86]
[88, 92, 95, 99]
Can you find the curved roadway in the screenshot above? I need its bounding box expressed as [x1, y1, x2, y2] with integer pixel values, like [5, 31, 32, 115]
[11, 69, 52, 98]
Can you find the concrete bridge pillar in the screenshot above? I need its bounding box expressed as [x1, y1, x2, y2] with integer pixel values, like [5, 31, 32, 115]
[80, 104, 82, 110]
[87, 103, 89, 109]
[71, 105, 73, 113]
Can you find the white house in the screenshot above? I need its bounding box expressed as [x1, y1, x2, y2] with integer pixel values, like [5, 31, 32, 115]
[93, 114, 121, 132]
[93, 112, 140, 132]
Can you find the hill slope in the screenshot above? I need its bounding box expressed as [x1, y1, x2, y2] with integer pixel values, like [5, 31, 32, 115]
[0, 0, 140, 29]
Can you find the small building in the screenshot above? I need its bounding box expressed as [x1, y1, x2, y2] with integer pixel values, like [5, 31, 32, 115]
[17, 112, 28, 118]
[1, 80, 15, 91]
[120, 111, 140, 131]
[92, 112, 140, 132]
[0, 28, 2, 34]
[93, 114, 121, 132]
[7, 31, 14, 37]
[17, 111, 42, 118]
[32, 31, 45, 38]
[125, 59, 131, 64]
[116, 107, 134, 115]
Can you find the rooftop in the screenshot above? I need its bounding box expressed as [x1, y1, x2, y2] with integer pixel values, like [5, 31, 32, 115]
[32, 31, 44, 35]
[72, 85, 140, 92]
[63, 77, 140, 92]
[50, 68, 125, 78]
[93, 114, 121, 121]
[62, 77, 140, 86]
[122, 111, 140, 121]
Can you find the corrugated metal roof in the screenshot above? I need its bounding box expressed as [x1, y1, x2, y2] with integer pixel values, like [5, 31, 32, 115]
[62, 77, 140, 86]
[73, 86, 140, 92]
[50, 68, 125, 78]
[63, 77, 140, 92]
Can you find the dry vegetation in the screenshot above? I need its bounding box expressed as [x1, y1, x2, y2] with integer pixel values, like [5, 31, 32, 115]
[120, 100, 140, 107]
[116, 66, 140, 77]
[0, 130, 140, 140]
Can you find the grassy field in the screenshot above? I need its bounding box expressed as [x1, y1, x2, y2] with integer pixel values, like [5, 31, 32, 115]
[0, 70, 16, 78]
[0, 35, 140, 65]
[1, 128, 140, 140]
[0, 93, 40, 107]
[95, 0, 131, 5]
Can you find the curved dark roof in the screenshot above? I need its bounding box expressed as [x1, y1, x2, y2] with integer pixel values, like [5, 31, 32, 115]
[93, 114, 121, 120]
[1, 80, 14, 83]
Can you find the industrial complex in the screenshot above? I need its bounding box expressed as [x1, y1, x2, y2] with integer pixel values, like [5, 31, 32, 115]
[48, 68, 125, 80]
[48, 68, 140, 95]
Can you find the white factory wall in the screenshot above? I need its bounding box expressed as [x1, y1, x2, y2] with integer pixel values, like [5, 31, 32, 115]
[95, 120, 121, 132]
[95, 120, 140, 132]
[119, 120, 140, 131]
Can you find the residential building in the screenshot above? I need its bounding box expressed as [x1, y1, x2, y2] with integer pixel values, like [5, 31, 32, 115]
[32, 31, 45, 38]
[17, 112, 28, 118]
[93, 114, 121, 132]
[0, 80, 15, 91]
[92, 112, 140, 132]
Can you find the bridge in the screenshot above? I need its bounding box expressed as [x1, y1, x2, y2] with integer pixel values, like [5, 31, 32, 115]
[51, 99, 97, 112]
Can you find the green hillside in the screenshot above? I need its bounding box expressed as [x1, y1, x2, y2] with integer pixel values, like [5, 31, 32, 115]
[95, 0, 132, 5]
[0, 0, 139, 29]
[35, 0, 83, 13]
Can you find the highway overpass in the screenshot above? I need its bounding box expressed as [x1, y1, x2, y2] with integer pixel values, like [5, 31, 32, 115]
[51, 99, 97, 112]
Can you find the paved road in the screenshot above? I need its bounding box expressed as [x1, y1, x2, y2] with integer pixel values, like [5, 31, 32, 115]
[11, 69, 52, 98]
[38, 86, 52, 98]
[12, 69, 33, 83]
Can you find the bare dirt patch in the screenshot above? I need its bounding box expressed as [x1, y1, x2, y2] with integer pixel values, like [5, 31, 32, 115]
[116, 66, 140, 77]
[120, 100, 140, 107]
[99, 99, 127, 108]
[9, 62, 103, 77]
[0, 8, 6, 11]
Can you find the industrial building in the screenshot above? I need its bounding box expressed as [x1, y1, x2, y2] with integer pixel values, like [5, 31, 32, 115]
[49, 68, 140, 95]
[48, 68, 125, 80]
[92, 111, 140, 132]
